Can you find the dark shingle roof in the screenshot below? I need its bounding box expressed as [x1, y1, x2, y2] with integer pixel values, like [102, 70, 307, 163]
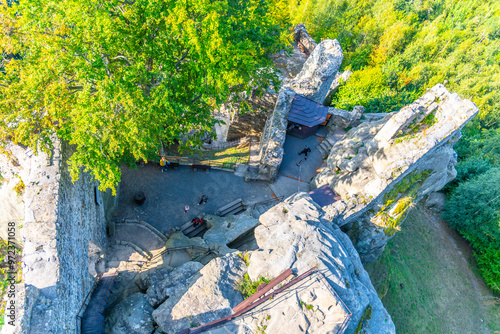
[288, 94, 328, 127]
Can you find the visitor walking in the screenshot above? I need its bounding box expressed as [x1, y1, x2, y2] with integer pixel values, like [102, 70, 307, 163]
[298, 145, 311, 160]
[197, 194, 208, 205]
[184, 205, 190, 214]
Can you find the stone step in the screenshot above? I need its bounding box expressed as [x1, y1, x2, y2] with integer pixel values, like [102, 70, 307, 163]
[113, 222, 165, 253]
[186, 223, 209, 238]
[108, 240, 151, 260]
[317, 144, 329, 157]
[182, 221, 208, 237]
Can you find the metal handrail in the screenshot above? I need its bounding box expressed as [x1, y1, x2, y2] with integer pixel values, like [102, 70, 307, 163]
[177, 267, 352, 334]
[159, 154, 241, 171]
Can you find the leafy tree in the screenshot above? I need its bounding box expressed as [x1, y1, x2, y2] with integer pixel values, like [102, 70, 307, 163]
[443, 168, 500, 292]
[0, 0, 289, 193]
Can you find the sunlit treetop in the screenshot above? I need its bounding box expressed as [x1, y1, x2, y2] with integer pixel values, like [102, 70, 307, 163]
[0, 0, 290, 193]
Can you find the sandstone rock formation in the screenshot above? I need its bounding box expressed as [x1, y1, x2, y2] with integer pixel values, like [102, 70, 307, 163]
[248, 25, 364, 183]
[311, 84, 479, 262]
[247, 37, 344, 182]
[106, 293, 155, 334]
[145, 193, 395, 334]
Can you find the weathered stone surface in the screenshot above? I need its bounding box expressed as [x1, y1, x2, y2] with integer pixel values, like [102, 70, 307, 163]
[203, 211, 259, 249]
[294, 23, 317, 55]
[324, 70, 352, 106]
[145, 262, 203, 307]
[106, 293, 155, 334]
[249, 87, 295, 182]
[151, 193, 394, 334]
[153, 254, 247, 333]
[425, 192, 447, 212]
[249, 25, 344, 182]
[327, 105, 364, 129]
[225, 91, 277, 141]
[290, 39, 344, 104]
[311, 84, 478, 262]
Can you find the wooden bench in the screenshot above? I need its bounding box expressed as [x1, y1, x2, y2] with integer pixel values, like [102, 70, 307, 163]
[180, 219, 209, 238]
[191, 164, 211, 173]
[169, 162, 180, 169]
[215, 198, 246, 216]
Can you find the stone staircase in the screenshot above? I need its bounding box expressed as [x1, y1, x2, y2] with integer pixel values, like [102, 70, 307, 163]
[317, 127, 347, 157]
[317, 137, 336, 157]
[105, 220, 169, 307]
[180, 219, 209, 238]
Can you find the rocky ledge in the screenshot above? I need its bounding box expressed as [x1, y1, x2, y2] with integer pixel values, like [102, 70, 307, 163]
[123, 193, 395, 334]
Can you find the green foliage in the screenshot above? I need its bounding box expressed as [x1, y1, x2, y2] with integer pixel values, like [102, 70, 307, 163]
[283, 0, 500, 129]
[354, 304, 373, 334]
[12, 175, 24, 197]
[375, 170, 431, 236]
[443, 168, 500, 293]
[237, 273, 270, 299]
[0, 0, 289, 193]
[444, 156, 493, 192]
[238, 251, 250, 267]
[299, 301, 314, 310]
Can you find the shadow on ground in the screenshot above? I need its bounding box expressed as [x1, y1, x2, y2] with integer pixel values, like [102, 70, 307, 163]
[114, 164, 274, 234]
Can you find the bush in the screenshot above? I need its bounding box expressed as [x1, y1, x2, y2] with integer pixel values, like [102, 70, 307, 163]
[237, 274, 270, 299]
[443, 168, 500, 292]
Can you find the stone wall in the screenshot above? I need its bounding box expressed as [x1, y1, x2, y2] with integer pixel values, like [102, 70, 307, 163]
[311, 84, 478, 262]
[225, 91, 277, 141]
[0, 140, 116, 333]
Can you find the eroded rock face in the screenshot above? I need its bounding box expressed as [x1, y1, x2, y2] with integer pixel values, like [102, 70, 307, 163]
[312, 84, 478, 262]
[151, 193, 395, 334]
[106, 293, 155, 334]
[152, 255, 246, 333]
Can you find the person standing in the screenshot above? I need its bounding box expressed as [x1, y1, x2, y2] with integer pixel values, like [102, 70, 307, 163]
[160, 157, 169, 172]
[198, 195, 208, 205]
[184, 205, 190, 214]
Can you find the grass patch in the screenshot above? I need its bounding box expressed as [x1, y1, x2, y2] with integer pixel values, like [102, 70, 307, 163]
[238, 251, 250, 267]
[165, 143, 250, 166]
[299, 301, 314, 311]
[237, 273, 270, 299]
[365, 205, 500, 333]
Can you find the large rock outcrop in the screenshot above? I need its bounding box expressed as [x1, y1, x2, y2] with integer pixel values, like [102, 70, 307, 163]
[149, 193, 395, 334]
[311, 84, 479, 262]
[247, 37, 344, 182]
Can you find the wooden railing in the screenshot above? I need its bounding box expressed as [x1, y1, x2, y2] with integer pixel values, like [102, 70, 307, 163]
[159, 154, 244, 171]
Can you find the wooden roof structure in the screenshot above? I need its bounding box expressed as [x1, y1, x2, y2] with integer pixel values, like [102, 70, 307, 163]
[288, 94, 329, 127]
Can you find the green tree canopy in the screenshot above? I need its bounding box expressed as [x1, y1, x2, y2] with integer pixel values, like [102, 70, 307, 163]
[0, 0, 289, 193]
